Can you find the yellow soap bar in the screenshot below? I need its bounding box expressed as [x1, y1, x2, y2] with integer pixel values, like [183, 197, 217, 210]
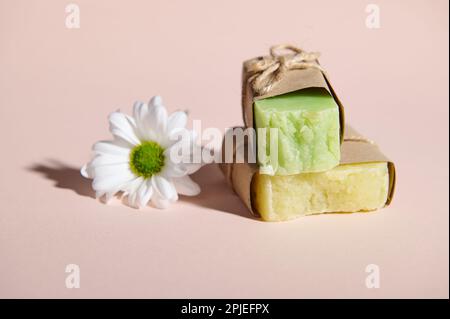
[251, 162, 389, 222]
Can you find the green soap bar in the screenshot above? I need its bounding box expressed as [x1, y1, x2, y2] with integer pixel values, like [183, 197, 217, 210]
[254, 87, 340, 175]
[252, 162, 389, 222]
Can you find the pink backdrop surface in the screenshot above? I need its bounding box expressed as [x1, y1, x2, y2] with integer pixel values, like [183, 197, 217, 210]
[0, 0, 448, 298]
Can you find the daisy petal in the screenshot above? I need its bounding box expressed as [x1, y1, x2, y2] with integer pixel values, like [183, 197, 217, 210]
[133, 101, 147, 124]
[150, 95, 163, 107]
[92, 169, 135, 192]
[128, 191, 138, 208]
[95, 190, 106, 199]
[132, 101, 145, 134]
[93, 141, 131, 156]
[167, 111, 187, 132]
[147, 103, 167, 138]
[133, 101, 156, 141]
[80, 164, 91, 178]
[104, 192, 116, 203]
[151, 194, 170, 209]
[108, 112, 140, 146]
[160, 156, 188, 178]
[112, 136, 134, 149]
[151, 175, 176, 200]
[124, 177, 144, 194]
[185, 163, 202, 174]
[92, 163, 131, 178]
[103, 184, 124, 203]
[137, 179, 153, 208]
[125, 177, 144, 208]
[90, 154, 129, 167]
[173, 175, 201, 196]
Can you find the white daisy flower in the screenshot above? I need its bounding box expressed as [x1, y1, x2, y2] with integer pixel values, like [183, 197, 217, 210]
[81, 96, 201, 209]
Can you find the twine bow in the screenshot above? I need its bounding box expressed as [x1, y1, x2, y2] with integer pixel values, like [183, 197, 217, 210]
[246, 44, 324, 96]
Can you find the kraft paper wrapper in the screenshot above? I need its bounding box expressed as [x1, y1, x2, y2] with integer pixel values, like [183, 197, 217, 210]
[219, 125, 396, 217]
[241, 55, 345, 142]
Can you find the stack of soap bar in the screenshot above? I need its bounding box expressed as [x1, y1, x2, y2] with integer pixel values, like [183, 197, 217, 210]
[219, 125, 396, 222]
[254, 87, 341, 175]
[252, 162, 389, 222]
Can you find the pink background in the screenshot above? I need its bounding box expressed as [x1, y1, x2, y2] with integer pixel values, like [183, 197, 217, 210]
[0, 0, 448, 298]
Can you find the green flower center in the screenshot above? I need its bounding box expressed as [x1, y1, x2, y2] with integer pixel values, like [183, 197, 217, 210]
[129, 141, 165, 178]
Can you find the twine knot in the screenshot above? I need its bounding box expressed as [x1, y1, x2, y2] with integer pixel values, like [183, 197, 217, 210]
[246, 44, 324, 96]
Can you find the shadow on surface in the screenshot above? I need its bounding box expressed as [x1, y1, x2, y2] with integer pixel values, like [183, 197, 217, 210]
[27, 160, 254, 219]
[183, 163, 256, 220]
[27, 159, 95, 198]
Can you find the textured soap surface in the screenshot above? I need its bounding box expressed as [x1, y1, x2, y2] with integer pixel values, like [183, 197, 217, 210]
[254, 87, 340, 175]
[251, 162, 389, 222]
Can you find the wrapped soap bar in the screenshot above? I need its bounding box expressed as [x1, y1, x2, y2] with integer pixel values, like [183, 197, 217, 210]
[220, 126, 396, 222]
[242, 45, 345, 175]
[252, 162, 389, 221]
[254, 88, 340, 175]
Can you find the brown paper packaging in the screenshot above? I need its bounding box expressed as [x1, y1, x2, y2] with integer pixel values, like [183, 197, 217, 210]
[219, 125, 396, 218]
